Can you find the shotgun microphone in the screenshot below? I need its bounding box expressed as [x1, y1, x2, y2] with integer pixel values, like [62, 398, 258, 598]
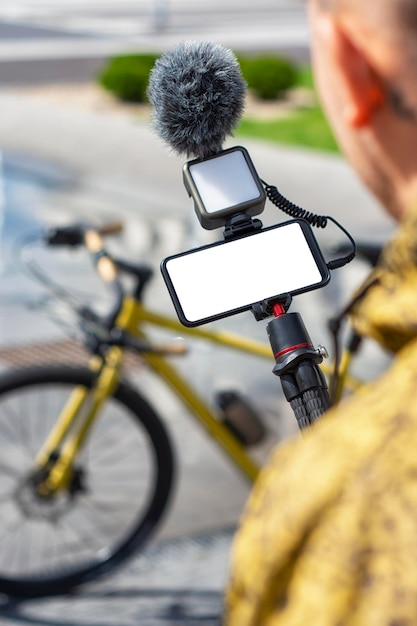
[147, 40, 247, 159]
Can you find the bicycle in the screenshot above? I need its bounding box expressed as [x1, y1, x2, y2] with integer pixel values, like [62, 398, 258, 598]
[0, 218, 366, 598]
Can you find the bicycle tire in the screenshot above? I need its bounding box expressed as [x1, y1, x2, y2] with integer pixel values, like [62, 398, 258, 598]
[0, 365, 175, 597]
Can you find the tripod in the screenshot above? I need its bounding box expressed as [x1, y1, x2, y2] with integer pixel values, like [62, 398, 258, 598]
[224, 213, 333, 431]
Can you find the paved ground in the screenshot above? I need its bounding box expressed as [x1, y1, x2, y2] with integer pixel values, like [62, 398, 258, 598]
[0, 528, 233, 625]
[0, 70, 395, 625]
[0, 0, 309, 85]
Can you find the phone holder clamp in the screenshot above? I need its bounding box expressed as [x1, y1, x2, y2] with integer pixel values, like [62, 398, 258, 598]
[251, 294, 293, 321]
[223, 214, 263, 241]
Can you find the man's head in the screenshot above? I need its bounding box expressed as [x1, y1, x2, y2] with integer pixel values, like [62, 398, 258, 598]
[308, 0, 417, 220]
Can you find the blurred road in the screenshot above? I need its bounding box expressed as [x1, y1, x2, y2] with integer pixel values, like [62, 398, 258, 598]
[0, 0, 309, 83]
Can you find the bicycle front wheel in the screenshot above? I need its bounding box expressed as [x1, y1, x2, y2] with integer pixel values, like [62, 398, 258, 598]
[0, 365, 175, 597]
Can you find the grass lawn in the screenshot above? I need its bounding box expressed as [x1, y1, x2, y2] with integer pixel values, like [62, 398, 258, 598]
[237, 65, 339, 154]
[237, 107, 339, 153]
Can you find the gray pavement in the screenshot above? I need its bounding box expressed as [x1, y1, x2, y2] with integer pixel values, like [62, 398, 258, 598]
[0, 0, 310, 85]
[0, 81, 395, 625]
[0, 0, 308, 58]
[0, 528, 233, 625]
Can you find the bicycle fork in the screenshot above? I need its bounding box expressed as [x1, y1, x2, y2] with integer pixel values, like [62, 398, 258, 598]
[33, 349, 123, 497]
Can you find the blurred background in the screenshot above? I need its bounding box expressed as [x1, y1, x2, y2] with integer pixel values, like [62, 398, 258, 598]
[0, 2, 395, 624]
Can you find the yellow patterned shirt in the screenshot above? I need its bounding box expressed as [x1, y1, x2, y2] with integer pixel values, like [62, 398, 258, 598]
[224, 208, 417, 626]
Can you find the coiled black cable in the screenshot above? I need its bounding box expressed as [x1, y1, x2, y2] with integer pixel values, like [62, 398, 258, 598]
[262, 179, 356, 270]
[262, 181, 328, 229]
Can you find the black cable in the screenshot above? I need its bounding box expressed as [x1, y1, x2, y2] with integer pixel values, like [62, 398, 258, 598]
[262, 180, 356, 270]
[262, 179, 357, 395]
[262, 180, 328, 228]
[325, 216, 356, 270]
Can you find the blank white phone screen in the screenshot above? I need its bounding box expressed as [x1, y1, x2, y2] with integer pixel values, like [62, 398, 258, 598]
[164, 222, 323, 323]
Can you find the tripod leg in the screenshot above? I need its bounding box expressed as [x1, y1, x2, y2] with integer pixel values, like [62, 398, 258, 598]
[295, 360, 331, 424]
[280, 361, 331, 430]
[302, 387, 332, 423]
[290, 395, 311, 430]
[280, 371, 311, 430]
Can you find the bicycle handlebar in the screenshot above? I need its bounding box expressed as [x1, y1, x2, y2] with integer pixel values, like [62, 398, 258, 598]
[83, 229, 119, 284]
[45, 222, 123, 284]
[45, 222, 123, 247]
[39, 222, 184, 356]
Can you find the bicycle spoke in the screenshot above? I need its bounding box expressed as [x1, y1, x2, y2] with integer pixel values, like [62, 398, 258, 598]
[0, 521, 28, 570]
[86, 438, 146, 464]
[3, 527, 24, 575]
[0, 402, 28, 447]
[0, 489, 17, 504]
[91, 475, 147, 488]
[0, 461, 22, 479]
[52, 515, 116, 558]
[0, 522, 22, 547]
[51, 522, 94, 561]
[0, 368, 173, 593]
[12, 394, 39, 457]
[0, 395, 37, 457]
[81, 493, 142, 517]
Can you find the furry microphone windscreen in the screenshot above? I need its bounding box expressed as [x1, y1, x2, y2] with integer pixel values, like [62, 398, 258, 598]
[147, 41, 247, 159]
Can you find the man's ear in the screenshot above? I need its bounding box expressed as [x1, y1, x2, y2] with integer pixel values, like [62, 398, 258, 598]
[327, 17, 385, 127]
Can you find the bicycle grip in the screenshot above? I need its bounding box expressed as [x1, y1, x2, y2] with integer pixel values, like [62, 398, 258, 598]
[98, 222, 124, 236]
[96, 257, 118, 283]
[84, 230, 118, 283]
[84, 230, 104, 254]
[45, 222, 123, 247]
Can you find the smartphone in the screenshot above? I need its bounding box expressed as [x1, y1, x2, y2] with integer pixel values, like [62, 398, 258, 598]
[161, 219, 330, 327]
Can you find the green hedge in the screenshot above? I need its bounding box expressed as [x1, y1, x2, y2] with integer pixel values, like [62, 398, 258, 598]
[98, 54, 159, 103]
[98, 52, 298, 104]
[238, 55, 298, 100]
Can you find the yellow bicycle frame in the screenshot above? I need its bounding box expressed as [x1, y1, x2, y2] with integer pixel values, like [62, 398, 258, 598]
[34, 293, 360, 492]
[34, 350, 123, 493]
[118, 297, 272, 483]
